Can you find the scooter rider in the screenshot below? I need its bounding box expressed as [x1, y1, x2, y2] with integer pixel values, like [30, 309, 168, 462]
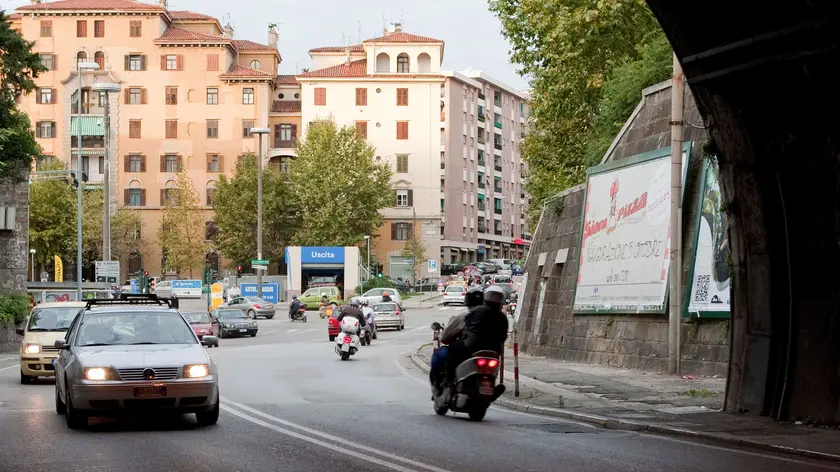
[289, 295, 303, 321]
[337, 299, 367, 333]
[430, 286, 485, 393]
[361, 298, 376, 334]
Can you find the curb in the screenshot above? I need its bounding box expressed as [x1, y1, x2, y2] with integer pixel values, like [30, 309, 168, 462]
[407, 351, 840, 464]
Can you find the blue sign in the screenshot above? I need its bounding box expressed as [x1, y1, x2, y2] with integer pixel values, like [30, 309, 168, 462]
[477, 245, 486, 254]
[240, 283, 280, 304]
[428, 260, 438, 271]
[130, 279, 139, 294]
[300, 246, 345, 264]
[172, 280, 202, 289]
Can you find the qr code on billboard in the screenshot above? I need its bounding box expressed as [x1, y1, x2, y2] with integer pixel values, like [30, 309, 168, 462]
[694, 275, 710, 302]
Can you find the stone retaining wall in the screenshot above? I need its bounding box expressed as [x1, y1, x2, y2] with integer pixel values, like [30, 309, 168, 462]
[0, 327, 21, 353]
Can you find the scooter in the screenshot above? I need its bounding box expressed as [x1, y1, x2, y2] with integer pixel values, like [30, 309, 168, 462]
[335, 317, 362, 360]
[431, 350, 505, 421]
[291, 306, 307, 322]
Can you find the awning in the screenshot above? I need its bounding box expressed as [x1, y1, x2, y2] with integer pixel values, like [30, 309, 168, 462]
[477, 194, 485, 201]
[70, 116, 105, 136]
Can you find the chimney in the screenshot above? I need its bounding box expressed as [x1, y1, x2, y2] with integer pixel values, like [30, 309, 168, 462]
[344, 45, 352, 65]
[267, 24, 279, 49]
[223, 23, 234, 39]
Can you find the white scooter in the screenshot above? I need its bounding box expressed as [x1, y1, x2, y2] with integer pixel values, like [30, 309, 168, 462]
[335, 317, 362, 360]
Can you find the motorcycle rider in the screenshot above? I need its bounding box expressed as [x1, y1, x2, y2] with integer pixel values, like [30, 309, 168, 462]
[430, 286, 485, 394]
[289, 295, 303, 321]
[360, 298, 376, 337]
[337, 299, 366, 334]
[381, 291, 393, 303]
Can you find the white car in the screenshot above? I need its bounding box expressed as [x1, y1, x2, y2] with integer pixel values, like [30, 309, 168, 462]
[54, 295, 220, 429]
[372, 301, 405, 331]
[442, 285, 467, 305]
[359, 288, 403, 306]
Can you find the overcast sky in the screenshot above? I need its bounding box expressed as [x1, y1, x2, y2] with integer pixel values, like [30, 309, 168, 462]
[4, 0, 529, 91]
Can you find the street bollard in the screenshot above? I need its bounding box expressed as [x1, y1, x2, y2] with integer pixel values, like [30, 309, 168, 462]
[514, 329, 520, 397]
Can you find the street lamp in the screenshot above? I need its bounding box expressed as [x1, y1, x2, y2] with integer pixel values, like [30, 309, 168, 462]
[249, 127, 271, 299]
[30, 249, 36, 282]
[363, 236, 370, 283]
[75, 61, 100, 298]
[91, 82, 121, 262]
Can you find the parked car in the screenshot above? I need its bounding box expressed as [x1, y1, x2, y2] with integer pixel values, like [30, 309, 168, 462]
[183, 312, 219, 347]
[511, 262, 524, 276]
[212, 308, 258, 338]
[18, 302, 86, 384]
[442, 285, 467, 306]
[300, 285, 342, 310]
[372, 302, 405, 330]
[441, 263, 465, 276]
[222, 296, 275, 319]
[53, 295, 219, 429]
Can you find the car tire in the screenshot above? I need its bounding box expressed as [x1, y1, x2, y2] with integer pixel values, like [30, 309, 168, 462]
[55, 384, 66, 415]
[65, 385, 88, 430]
[329, 335, 336, 342]
[266, 315, 274, 320]
[196, 394, 220, 427]
[247, 310, 257, 319]
[219, 331, 226, 339]
[20, 370, 33, 385]
[443, 302, 449, 307]
[250, 333, 257, 337]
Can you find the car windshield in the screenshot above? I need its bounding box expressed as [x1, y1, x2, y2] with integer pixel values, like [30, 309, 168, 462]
[373, 303, 397, 312]
[27, 307, 80, 332]
[246, 297, 267, 304]
[216, 310, 247, 320]
[445, 286, 465, 293]
[76, 311, 197, 346]
[184, 312, 211, 324]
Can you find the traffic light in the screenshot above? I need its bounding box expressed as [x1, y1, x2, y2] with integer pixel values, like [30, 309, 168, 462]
[236, 265, 242, 277]
[378, 273, 383, 278]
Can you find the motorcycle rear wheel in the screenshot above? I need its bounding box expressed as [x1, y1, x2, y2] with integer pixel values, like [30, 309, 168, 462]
[434, 402, 449, 416]
[341, 352, 350, 361]
[468, 404, 488, 422]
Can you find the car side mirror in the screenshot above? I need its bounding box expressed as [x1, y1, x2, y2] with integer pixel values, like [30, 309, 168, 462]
[15, 328, 24, 336]
[54, 339, 68, 350]
[201, 335, 218, 346]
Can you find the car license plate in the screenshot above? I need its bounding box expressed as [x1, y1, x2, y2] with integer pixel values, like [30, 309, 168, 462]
[479, 379, 494, 396]
[239, 328, 247, 332]
[134, 386, 167, 398]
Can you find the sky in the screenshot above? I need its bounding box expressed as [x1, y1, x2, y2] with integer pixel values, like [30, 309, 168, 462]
[2, 0, 528, 91]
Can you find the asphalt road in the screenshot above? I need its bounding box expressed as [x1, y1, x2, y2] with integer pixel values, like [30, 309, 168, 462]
[0, 305, 837, 472]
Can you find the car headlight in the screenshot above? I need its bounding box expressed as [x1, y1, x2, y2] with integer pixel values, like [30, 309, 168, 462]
[84, 367, 113, 381]
[184, 364, 209, 378]
[250, 322, 258, 328]
[23, 343, 41, 354]
[224, 323, 232, 329]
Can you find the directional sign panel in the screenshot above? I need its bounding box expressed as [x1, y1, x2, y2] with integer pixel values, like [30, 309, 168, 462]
[251, 259, 269, 266]
[95, 261, 120, 284]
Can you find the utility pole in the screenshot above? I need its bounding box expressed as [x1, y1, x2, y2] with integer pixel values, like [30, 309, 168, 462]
[250, 127, 270, 299]
[412, 207, 418, 289]
[668, 53, 685, 375]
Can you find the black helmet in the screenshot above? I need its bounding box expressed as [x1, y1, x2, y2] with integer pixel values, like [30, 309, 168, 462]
[465, 287, 484, 308]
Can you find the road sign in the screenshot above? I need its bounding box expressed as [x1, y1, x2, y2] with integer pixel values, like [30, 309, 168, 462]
[251, 259, 269, 266]
[428, 260, 438, 272]
[95, 261, 120, 284]
[210, 283, 224, 310]
[253, 264, 268, 271]
[130, 279, 139, 294]
[241, 283, 280, 303]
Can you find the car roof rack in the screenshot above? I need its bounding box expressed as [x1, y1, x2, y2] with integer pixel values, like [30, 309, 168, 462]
[85, 293, 179, 310]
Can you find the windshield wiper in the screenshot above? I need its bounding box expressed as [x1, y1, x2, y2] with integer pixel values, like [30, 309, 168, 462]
[83, 343, 112, 347]
[130, 342, 159, 345]
[27, 328, 48, 331]
[48, 328, 68, 332]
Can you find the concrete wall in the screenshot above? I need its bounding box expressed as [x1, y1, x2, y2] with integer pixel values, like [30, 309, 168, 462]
[516, 81, 730, 377]
[0, 172, 30, 351]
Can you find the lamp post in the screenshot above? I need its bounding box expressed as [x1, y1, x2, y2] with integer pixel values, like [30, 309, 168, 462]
[30, 249, 36, 282]
[75, 61, 100, 299]
[363, 235, 370, 283]
[91, 82, 121, 262]
[249, 127, 271, 299]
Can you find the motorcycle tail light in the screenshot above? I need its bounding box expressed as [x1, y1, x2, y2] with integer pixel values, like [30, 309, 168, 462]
[343, 336, 351, 344]
[487, 359, 499, 368]
[476, 358, 488, 367]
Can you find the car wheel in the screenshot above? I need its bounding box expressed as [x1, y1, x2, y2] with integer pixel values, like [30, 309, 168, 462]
[247, 310, 257, 319]
[55, 384, 66, 415]
[65, 384, 88, 430]
[329, 335, 336, 342]
[196, 394, 220, 427]
[443, 302, 449, 307]
[266, 315, 274, 320]
[219, 331, 226, 339]
[20, 370, 33, 385]
[250, 333, 257, 337]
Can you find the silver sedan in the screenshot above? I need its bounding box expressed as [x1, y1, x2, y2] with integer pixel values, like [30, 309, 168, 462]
[223, 296, 276, 319]
[54, 301, 220, 429]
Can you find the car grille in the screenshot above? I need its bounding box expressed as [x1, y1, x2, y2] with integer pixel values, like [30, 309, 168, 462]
[41, 346, 59, 353]
[233, 323, 250, 329]
[118, 367, 179, 381]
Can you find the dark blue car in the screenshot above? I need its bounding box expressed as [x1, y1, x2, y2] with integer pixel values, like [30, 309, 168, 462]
[511, 263, 524, 276]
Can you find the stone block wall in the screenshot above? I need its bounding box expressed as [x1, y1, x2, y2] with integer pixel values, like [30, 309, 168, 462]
[0, 172, 30, 352]
[516, 81, 730, 376]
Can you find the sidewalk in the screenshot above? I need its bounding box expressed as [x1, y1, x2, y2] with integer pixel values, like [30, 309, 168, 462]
[402, 292, 443, 308]
[411, 344, 840, 462]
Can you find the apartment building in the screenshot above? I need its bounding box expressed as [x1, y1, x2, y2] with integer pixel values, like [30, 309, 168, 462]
[12, 0, 282, 279]
[440, 71, 531, 263]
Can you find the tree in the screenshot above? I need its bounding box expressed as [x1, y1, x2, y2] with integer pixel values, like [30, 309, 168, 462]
[212, 153, 298, 267]
[401, 228, 428, 285]
[290, 121, 393, 246]
[157, 171, 210, 277]
[0, 11, 46, 178]
[488, 0, 669, 225]
[28, 160, 76, 272]
[81, 189, 144, 263]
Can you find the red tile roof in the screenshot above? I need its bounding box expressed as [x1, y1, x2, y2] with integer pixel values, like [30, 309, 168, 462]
[7, 13, 21, 19]
[275, 75, 298, 86]
[231, 39, 276, 52]
[168, 10, 217, 21]
[155, 26, 224, 42]
[219, 64, 274, 79]
[18, 0, 164, 11]
[298, 59, 367, 78]
[271, 100, 301, 113]
[309, 44, 365, 54]
[362, 32, 442, 43]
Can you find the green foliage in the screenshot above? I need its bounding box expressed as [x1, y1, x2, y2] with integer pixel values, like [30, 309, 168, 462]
[81, 189, 144, 263]
[488, 0, 670, 227]
[0, 293, 30, 325]
[212, 153, 298, 267]
[400, 230, 428, 284]
[29, 160, 76, 269]
[157, 171, 211, 277]
[290, 121, 393, 246]
[355, 276, 396, 295]
[0, 11, 47, 178]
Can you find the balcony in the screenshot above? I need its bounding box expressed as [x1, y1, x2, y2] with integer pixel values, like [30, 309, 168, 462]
[478, 112, 485, 122]
[494, 121, 502, 129]
[520, 192, 525, 199]
[478, 181, 485, 189]
[494, 208, 502, 215]
[494, 142, 502, 151]
[477, 203, 486, 212]
[478, 92, 486, 100]
[478, 136, 485, 145]
[494, 230, 503, 236]
[494, 165, 502, 172]
[494, 186, 502, 193]
[478, 226, 487, 233]
[273, 138, 296, 149]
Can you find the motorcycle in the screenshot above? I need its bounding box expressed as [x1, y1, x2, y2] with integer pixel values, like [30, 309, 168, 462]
[291, 306, 307, 322]
[334, 317, 362, 360]
[506, 299, 516, 317]
[431, 350, 505, 422]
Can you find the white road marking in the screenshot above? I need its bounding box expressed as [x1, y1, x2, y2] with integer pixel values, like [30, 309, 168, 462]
[222, 399, 454, 472]
[301, 328, 316, 333]
[0, 363, 19, 373]
[286, 329, 299, 333]
[0, 408, 53, 413]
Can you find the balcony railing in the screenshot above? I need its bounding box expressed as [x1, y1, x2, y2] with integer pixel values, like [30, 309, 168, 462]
[478, 181, 485, 189]
[274, 138, 296, 149]
[478, 92, 486, 100]
[494, 230, 503, 236]
[478, 227, 487, 234]
[478, 113, 485, 122]
[478, 136, 485, 145]
[477, 203, 486, 212]
[494, 186, 502, 193]
[494, 208, 502, 215]
[494, 121, 502, 129]
[494, 165, 502, 172]
[494, 142, 502, 151]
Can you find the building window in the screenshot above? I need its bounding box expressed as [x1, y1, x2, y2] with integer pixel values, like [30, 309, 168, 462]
[207, 87, 219, 105]
[355, 121, 367, 139]
[129, 120, 141, 138]
[94, 20, 104, 38]
[396, 88, 408, 106]
[494, 90, 502, 107]
[206, 187, 217, 206]
[39, 54, 54, 71]
[206, 54, 219, 71]
[129, 20, 141, 37]
[127, 189, 143, 207]
[126, 54, 144, 71]
[165, 120, 177, 139]
[242, 119, 254, 138]
[128, 154, 143, 172]
[98, 156, 105, 175]
[76, 20, 87, 37]
[355, 88, 367, 106]
[396, 121, 409, 140]
[36, 121, 55, 138]
[163, 154, 179, 173]
[392, 222, 411, 241]
[76, 51, 89, 66]
[207, 154, 222, 173]
[94, 51, 105, 69]
[242, 87, 254, 105]
[314, 87, 326, 106]
[396, 154, 408, 173]
[250, 60, 261, 70]
[40, 20, 52, 37]
[207, 120, 219, 139]
[165, 54, 178, 70]
[275, 123, 295, 147]
[38, 88, 53, 104]
[162, 187, 179, 206]
[397, 53, 409, 73]
[128, 88, 143, 105]
[396, 189, 409, 207]
[165, 86, 177, 105]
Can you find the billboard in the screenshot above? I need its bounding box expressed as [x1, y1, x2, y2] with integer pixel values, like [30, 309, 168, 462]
[685, 159, 730, 317]
[574, 144, 690, 313]
[241, 283, 280, 304]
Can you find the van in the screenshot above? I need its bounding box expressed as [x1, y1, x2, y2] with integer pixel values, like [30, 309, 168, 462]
[18, 302, 86, 384]
[155, 280, 173, 298]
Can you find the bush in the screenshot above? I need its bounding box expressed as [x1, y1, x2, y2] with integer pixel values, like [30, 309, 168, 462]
[0, 293, 30, 325]
[355, 277, 395, 295]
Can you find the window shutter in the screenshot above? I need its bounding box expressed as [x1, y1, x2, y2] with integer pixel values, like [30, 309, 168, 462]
[274, 124, 280, 140]
[218, 155, 224, 172]
[408, 223, 414, 236]
[123, 156, 129, 172]
[35, 123, 42, 138]
[391, 223, 397, 240]
[290, 124, 297, 139]
[50, 89, 57, 104]
[51, 55, 57, 71]
[141, 88, 147, 104]
[207, 54, 218, 71]
[206, 154, 212, 172]
[160, 55, 166, 70]
[177, 155, 183, 171]
[35, 91, 41, 105]
[140, 155, 146, 172]
[176, 55, 183, 71]
[140, 55, 146, 71]
[50, 122, 56, 138]
[160, 155, 165, 172]
[124, 55, 130, 71]
[139, 189, 146, 206]
[124, 189, 129, 205]
[124, 89, 130, 104]
[407, 189, 414, 207]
